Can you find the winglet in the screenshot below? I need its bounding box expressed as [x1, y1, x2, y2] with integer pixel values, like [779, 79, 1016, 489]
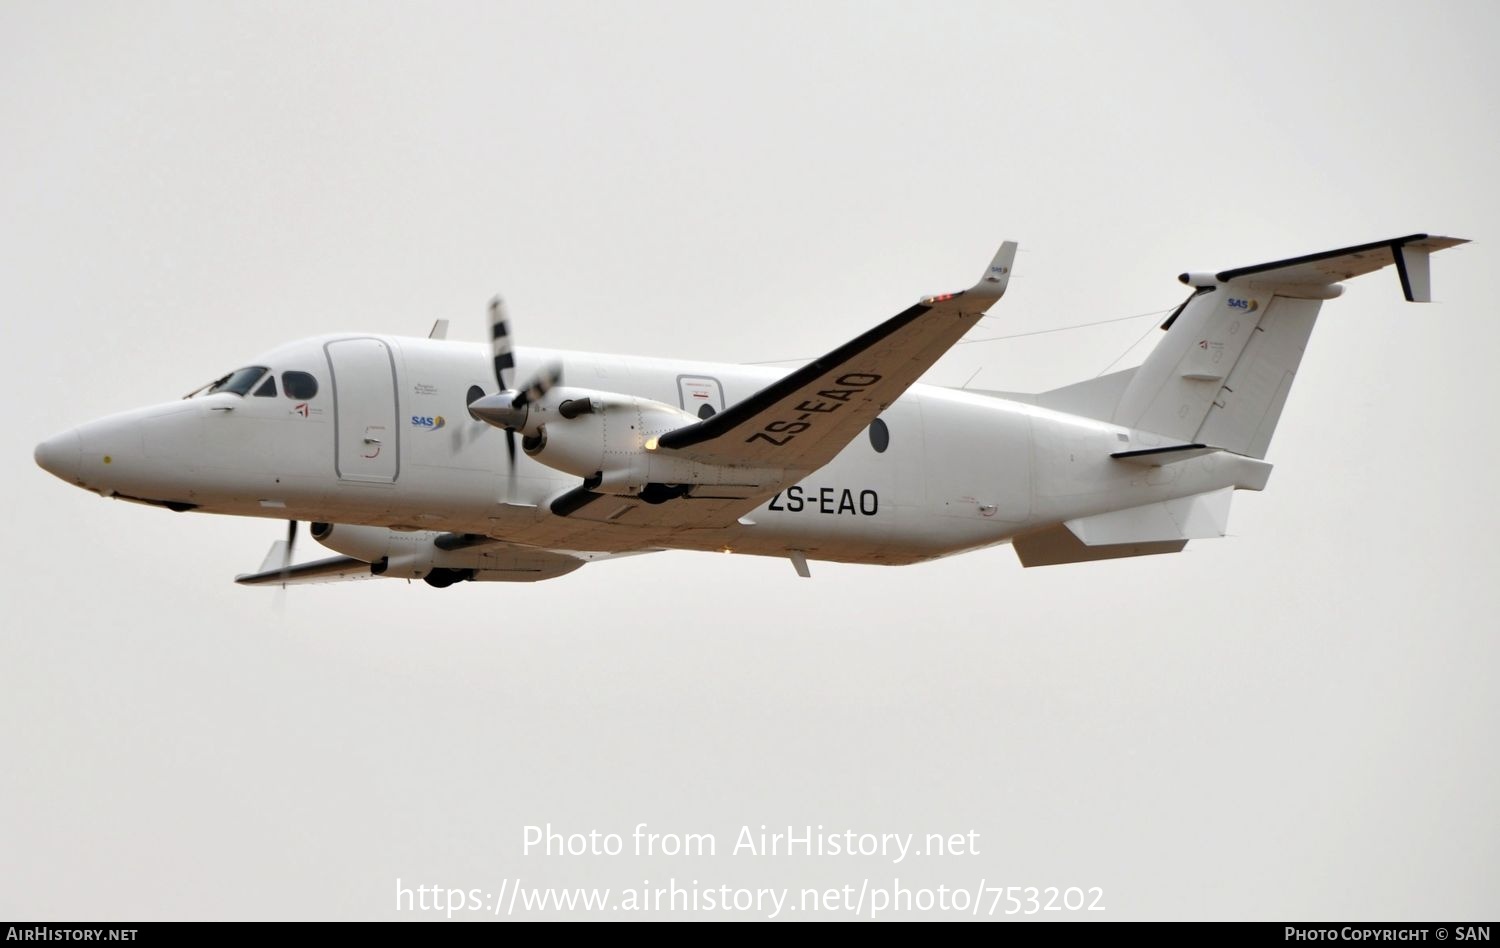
[922, 240, 1018, 308]
[976, 240, 1019, 301]
[257, 540, 290, 573]
[789, 550, 812, 578]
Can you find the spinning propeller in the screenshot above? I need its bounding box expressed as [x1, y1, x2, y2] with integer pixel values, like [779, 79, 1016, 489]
[466, 296, 563, 473]
[271, 518, 298, 607]
[281, 519, 298, 581]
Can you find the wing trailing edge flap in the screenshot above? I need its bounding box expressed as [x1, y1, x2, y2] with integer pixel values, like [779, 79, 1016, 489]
[655, 241, 1019, 472]
[548, 483, 756, 528]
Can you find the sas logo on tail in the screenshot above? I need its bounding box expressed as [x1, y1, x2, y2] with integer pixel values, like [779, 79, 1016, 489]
[411, 415, 446, 431]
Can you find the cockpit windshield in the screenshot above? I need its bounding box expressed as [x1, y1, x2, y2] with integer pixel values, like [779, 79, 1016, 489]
[204, 366, 268, 397]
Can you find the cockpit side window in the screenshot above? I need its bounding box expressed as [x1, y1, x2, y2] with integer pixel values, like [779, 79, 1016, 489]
[282, 371, 319, 400]
[207, 366, 268, 396]
[254, 376, 278, 397]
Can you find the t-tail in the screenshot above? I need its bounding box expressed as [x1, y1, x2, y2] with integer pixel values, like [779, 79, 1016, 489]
[1031, 233, 1467, 457]
[1002, 233, 1467, 568]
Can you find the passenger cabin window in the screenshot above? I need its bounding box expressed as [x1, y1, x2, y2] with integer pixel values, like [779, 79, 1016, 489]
[254, 376, 278, 397]
[282, 371, 319, 400]
[207, 366, 268, 396]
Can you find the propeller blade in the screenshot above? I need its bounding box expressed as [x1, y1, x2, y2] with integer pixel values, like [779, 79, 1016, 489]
[481, 294, 548, 498]
[512, 362, 562, 409]
[488, 296, 516, 392]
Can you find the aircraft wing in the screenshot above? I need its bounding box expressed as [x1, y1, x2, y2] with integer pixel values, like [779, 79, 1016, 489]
[657, 241, 1017, 469]
[546, 242, 1017, 531]
[235, 554, 374, 586]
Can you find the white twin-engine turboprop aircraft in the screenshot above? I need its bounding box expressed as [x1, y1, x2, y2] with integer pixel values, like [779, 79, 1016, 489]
[34, 233, 1466, 588]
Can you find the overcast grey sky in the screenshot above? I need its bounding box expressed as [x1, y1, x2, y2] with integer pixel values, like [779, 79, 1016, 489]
[2, 0, 1496, 920]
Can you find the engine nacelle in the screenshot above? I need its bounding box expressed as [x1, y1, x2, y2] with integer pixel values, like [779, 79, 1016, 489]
[313, 525, 453, 579]
[311, 523, 447, 578]
[522, 387, 699, 489]
[520, 387, 792, 499]
[312, 522, 421, 564]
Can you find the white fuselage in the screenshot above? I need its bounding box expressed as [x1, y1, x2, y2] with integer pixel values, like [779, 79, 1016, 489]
[38, 333, 1270, 567]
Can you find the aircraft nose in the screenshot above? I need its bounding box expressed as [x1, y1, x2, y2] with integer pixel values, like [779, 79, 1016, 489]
[34, 429, 82, 482]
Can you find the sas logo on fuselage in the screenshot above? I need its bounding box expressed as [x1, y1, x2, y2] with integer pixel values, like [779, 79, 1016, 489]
[411, 415, 446, 431]
[1227, 298, 1258, 311]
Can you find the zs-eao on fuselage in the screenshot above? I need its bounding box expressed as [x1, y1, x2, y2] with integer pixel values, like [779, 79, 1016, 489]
[33, 233, 1466, 588]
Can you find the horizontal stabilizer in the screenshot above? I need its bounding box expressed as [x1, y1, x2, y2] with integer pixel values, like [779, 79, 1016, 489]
[1110, 444, 1217, 466]
[1065, 488, 1233, 546]
[1208, 233, 1466, 301]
